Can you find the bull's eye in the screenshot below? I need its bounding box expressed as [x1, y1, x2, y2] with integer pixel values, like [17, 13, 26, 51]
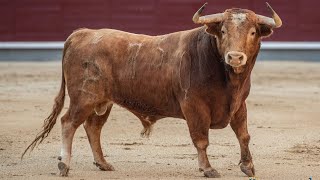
[221, 30, 225, 34]
[251, 32, 256, 36]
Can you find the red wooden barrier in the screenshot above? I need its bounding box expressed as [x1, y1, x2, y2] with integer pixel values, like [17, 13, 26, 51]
[0, 0, 318, 41]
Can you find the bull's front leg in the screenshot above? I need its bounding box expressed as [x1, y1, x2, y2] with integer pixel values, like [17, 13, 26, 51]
[230, 103, 255, 177]
[182, 102, 221, 178]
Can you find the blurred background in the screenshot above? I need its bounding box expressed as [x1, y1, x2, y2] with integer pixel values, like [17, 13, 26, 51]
[0, 0, 319, 61]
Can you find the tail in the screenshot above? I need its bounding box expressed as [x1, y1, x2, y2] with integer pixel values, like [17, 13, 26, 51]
[21, 72, 65, 159]
[21, 41, 70, 159]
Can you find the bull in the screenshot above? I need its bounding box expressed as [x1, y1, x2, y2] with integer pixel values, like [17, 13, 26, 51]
[23, 2, 282, 178]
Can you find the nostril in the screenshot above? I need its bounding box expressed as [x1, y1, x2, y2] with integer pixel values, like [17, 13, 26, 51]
[239, 56, 244, 61]
[228, 54, 232, 60]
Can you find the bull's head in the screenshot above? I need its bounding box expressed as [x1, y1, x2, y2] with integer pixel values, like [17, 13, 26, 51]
[193, 2, 282, 73]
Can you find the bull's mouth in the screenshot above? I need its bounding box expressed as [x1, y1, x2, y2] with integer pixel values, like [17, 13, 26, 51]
[223, 60, 246, 74]
[232, 66, 245, 74]
[228, 62, 244, 68]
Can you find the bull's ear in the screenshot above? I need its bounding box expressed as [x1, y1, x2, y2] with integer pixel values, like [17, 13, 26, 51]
[259, 24, 273, 38]
[205, 23, 220, 36]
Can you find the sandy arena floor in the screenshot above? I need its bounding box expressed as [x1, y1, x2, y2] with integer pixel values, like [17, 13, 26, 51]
[0, 61, 319, 179]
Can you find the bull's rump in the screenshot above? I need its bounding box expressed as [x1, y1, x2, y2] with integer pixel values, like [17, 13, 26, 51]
[63, 28, 185, 117]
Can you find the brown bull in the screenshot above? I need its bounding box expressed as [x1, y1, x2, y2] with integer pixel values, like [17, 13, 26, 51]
[23, 3, 282, 178]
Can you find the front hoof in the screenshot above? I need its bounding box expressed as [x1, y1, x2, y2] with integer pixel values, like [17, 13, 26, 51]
[93, 161, 115, 171]
[58, 162, 69, 176]
[204, 169, 221, 178]
[240, 162, 255, 177]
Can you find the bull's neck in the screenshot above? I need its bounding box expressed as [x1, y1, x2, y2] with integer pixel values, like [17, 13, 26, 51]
[223, 55, 256, 90]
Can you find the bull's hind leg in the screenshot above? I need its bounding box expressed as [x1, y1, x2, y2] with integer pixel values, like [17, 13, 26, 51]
[139, 116, 156, 138]
[58, 99, 94, 176]
[83, 103, 114, 171]
[132, 112, 157, 138]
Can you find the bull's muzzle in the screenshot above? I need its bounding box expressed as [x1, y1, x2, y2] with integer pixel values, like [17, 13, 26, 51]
[225, 51, 247, 67]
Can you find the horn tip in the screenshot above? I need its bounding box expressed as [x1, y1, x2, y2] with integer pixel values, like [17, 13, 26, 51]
[199, 2, 208, 13]
[193, 2, 209, 24]
[265, 2, 273, 10]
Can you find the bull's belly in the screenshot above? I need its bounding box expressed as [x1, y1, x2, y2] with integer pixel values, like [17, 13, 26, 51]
[109, 86, 183, 118]
[106, 60, 183, 117]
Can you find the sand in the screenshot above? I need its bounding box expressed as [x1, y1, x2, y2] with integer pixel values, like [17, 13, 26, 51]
[0, 61, 319, 179]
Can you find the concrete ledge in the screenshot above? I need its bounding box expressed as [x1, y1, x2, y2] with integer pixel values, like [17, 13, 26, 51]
[0, 42, 63, 61]
[0, 41, 319, 61]
[261, 42, 320, 50]
[258, 42, 320, 61]
[0, 41, 63, 49]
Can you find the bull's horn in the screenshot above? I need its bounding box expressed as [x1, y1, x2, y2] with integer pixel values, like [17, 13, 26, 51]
[192, 3, 224, 24]
[257, 2, 282, 28]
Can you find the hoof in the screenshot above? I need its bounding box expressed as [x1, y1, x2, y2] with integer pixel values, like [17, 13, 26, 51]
[203, 169, 221, 178]
[58, 162, 69, 176]
[93, 161, 115, 171]
[140, 125, 153, 138]
[240, 162, 255, 177]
